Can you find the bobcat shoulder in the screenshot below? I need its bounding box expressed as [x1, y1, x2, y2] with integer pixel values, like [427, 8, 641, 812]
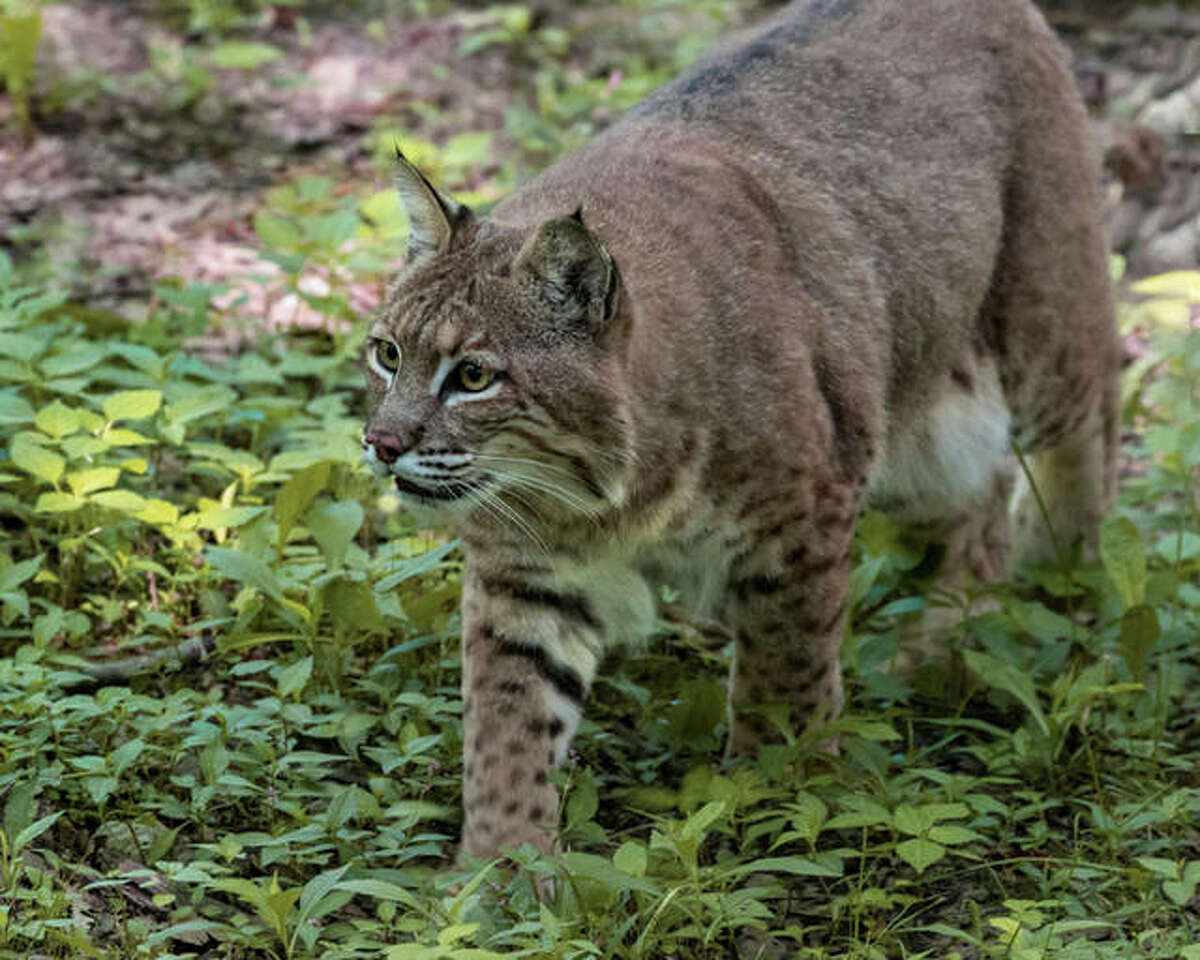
[363, 0, 1119, 860]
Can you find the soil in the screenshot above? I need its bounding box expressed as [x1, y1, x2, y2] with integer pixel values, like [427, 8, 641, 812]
[1, 0, 1197, 325]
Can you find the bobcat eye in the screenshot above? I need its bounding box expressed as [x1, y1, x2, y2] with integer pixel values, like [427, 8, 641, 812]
[372, 339, 400, 376]
[456, 360, 494, 392]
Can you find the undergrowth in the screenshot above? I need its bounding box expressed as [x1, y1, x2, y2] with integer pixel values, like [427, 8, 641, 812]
[1, 1, 1199, 958]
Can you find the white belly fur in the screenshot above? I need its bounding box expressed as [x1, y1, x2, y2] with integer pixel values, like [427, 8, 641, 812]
[867, 361, 1012, 519]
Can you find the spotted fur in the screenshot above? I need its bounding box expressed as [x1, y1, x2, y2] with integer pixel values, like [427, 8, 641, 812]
[362, 0, 1119, 862]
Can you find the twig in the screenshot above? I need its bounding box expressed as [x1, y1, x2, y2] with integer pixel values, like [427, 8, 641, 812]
[58, 636, 214, 688]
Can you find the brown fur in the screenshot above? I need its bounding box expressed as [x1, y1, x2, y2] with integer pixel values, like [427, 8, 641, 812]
[363, 0, 1119, 862]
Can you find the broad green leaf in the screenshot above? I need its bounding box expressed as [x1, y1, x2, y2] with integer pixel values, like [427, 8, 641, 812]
[103, 389, 162, 421]
[613, 840, 647, 877]
[66, 467, 119, 497]
[103, 428, 154, 446]
[1129, 270, 1200, 300]
[307, 499, 364, 569]
[0, 391, 34, 424]
[1118, 604, 1160, 681]
[91, 489, 147, 513]
[1100, 514, 1146, 609]
[12, 810, 62, 856]
[1163, 862, 1200, 905]
[731, 855, 843, 878]
[35, 491, 82, 513]
[277, 656, 313, 698]
[254, 211, 301, 251]
[35, 400, 80, 439]
[295, 864, 351, 931]
[896, 837, 946, 874]
[164, 385, 238, 426]
[928, 825, 985, 846]
[209, 41, 282, 69]
[788, 792, 827, 845]
[961, 649, 1049, 736]
[194, 505, 267, 531]
[136, 499, 180, 526]
[111, 738, 145, 776]
[207, 546, 285, 603]
[3, 781, 37, 840]
[826, 797, 891, 831]
[324, 578, 384, 633]
[11, 437, 64, 484]
[274, 461, 331, 545]
[0, 554, 42, 592]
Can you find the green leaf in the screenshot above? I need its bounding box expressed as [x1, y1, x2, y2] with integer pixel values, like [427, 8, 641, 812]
[1099, 514, 1146, 609]
[35, 400, 81, 439]
[206, 546, 285, 603]
[90, 489, 147, 513]
[3, 781, 37, 841]
[254, 211, 301, 251]
[194, 505, 268, 531]
[612, 840, 647, 877]
[209, 41, 283, 69]
[295, 864, 351, 932]
[0, 554, 42, 592]
[0, 391, 35, 425]
[961, 649, 1049, 736]
[103, 389, 162, 421]
[11, 437, 65, 484]
[1163, 862, 1200, 905]
[66, 467, 119, 497]
[111, 738, 145, 776]
[12, 810, 62, 856]
[787, 792, 827, 845]
[896, 837, 946, 874]
[277, 656, 313, 698]
[274, 461, 331, 545]
[307, 499, 364, 569]
[731, 855, 843, 878]
[1118, 604, 1160, 681]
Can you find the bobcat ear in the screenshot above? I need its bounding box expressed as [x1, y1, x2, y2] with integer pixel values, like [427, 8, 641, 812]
[512, 209, 619, 331]
[394, 146, 470, 266]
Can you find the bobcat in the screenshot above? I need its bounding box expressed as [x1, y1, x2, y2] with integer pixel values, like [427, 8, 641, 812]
[363, 0, 1120, 861]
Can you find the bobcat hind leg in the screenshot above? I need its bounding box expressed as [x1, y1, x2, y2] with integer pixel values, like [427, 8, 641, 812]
[1012, 385, 1118, 567]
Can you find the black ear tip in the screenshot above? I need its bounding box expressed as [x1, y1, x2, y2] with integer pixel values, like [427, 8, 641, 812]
[569, 206, 585, 224]
[393, 140, 406, 162]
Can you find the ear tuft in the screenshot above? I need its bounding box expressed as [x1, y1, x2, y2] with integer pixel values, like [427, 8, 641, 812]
[512, 214, 619, 332]
[394, 147, 471, 267]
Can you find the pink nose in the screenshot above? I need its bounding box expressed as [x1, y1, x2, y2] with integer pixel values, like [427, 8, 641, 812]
[364, 430, 405, 465]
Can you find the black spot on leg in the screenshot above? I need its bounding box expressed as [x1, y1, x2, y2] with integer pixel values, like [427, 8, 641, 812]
[547, 716, 565, 738]
[529, 805, 545, 821]
[951, 367, 974, 391]
[507, 740, 526, 756]
[535, 770, 548, 785]
[504, 800, 520, 816]
[547, 749, 556, 764]
[526, 718, 546, 737]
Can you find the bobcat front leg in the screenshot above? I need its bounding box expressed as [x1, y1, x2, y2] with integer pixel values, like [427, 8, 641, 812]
[726, 481, 857, 756]
[457, 562, 601, 860]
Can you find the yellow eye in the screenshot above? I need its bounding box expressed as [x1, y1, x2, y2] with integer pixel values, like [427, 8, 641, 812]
[457, 360, 493, 392]
[373, 339, 400, 375]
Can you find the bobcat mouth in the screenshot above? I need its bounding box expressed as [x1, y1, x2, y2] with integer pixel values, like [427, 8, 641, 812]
[392, 473, 473, 502]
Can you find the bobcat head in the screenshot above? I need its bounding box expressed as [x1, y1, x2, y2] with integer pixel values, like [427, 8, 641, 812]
[362, 154, 630, 526]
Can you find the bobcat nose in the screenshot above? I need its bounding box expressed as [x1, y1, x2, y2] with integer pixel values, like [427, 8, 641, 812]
[364, 429, 406, 465]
